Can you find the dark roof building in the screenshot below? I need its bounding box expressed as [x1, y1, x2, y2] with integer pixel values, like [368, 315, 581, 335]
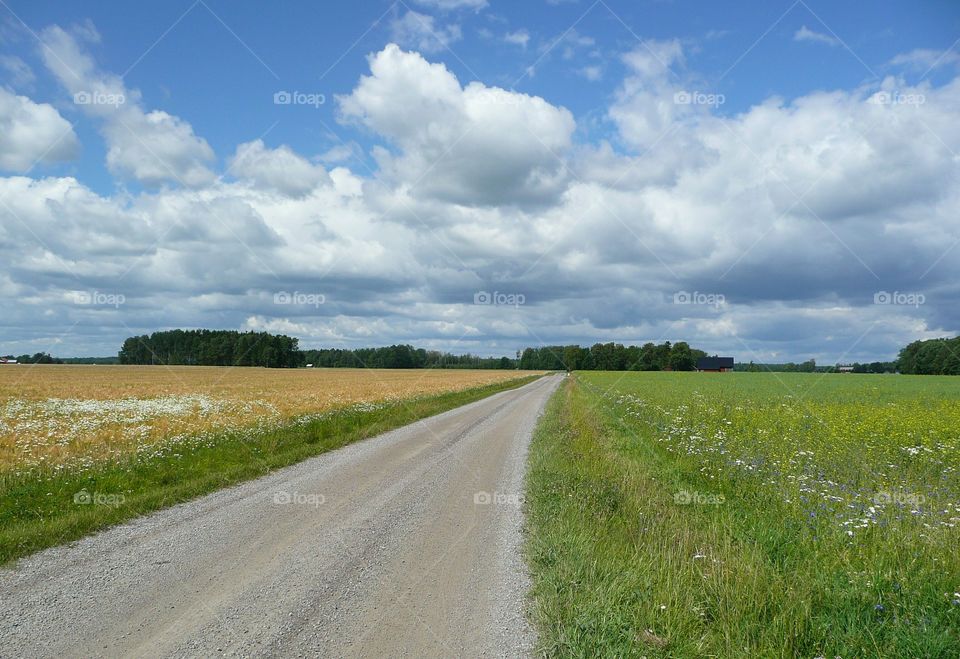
[696, 356, 734, 372]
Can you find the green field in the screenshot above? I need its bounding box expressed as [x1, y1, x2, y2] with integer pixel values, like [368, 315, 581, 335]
[526, 372, 960, 657]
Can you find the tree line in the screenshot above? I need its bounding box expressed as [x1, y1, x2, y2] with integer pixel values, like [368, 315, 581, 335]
[113, 332, 710, 371]
[21, 332, 960, 374]
[897, 337, 960, 375]
[735, 360, 897, 373]
[736, 360, 818, 372]
[118, 330, 301, 368]
[116, 331, 513, 369]
[300, 346, 514, 369]
[519, 341, 707, 371]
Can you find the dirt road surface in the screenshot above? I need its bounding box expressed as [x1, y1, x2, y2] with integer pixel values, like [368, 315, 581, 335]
[0, 374, 561, 658]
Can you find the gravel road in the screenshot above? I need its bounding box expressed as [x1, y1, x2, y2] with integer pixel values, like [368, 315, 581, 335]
[0, 374, 561, 659]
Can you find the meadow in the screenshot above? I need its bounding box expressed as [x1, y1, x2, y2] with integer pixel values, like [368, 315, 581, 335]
[0, 365, 539, 563]
[526, 372, 960, 657]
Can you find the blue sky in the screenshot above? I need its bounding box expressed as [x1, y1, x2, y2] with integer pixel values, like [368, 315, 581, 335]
[1, 0, 960, 361]
[9, 0, 959, 190]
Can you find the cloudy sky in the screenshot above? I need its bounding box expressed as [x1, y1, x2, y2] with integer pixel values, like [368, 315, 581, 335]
[1, 0, 958, 362]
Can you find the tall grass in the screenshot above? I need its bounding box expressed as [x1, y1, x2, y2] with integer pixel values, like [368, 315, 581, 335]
[526, 373, 960, 657]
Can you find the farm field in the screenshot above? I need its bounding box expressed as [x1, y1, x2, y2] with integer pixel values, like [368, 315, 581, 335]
[526, 372, 960, 657]
[0, 365, 532, 476]
[0, 366, 540, 563]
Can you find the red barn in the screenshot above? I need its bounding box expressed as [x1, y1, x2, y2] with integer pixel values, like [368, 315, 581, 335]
[696, 356, 734, 372]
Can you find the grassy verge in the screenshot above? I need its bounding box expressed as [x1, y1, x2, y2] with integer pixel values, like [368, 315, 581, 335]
[525, 375, 960, 657]
[1, 374, 540, 565]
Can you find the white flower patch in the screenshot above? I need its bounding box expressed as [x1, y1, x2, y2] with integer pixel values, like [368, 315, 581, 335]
[2, 394, 279, 474]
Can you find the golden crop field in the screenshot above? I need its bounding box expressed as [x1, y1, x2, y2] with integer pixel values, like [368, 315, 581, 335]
[0, 365, 535, 475]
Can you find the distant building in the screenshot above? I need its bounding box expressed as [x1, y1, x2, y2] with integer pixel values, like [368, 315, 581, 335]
[0, 358, 17, 364]
[837, 365, 855, 373]
[696, 356, 734, 372]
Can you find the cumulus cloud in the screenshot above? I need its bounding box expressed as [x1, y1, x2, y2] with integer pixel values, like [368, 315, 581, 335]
[609, 39, 688, 149]
[338, 44, 575, 207]
[0, 88, 79, 171]
[38, 24, 215, 187]
[228, 140, 331, 197]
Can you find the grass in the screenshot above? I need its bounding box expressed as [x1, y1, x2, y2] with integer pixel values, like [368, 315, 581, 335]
[525, 372, 960, 657]
[0, 374, 540, 565]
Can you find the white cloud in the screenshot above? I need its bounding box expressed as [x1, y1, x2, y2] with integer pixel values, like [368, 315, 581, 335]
[504, 30, 530, 49]
[621, 38, 683, 78]
[609, 39, 688, 149]
[99, 110, 215, 187]
[793, 25, 840, 47]
[0, 175, 153, 272]
[389, 10, 462, 54]
[228, 140, 331, 197]
[38, 24, 215, 187]
[0, 88, 79, 171]
[890, 48, 960, 71]
[338, 44, 575, 207]
[0, 55, 35, 88]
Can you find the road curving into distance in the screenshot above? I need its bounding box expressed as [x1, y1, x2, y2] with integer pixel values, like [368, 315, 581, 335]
[0, 374, 562, 658]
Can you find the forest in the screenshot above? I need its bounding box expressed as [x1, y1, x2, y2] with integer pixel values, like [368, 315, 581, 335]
[897, 337, 960, 374]
[118, 330, 301, 368]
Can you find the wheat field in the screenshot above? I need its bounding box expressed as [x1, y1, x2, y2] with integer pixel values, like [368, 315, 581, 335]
[0, 365, 534, 475]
